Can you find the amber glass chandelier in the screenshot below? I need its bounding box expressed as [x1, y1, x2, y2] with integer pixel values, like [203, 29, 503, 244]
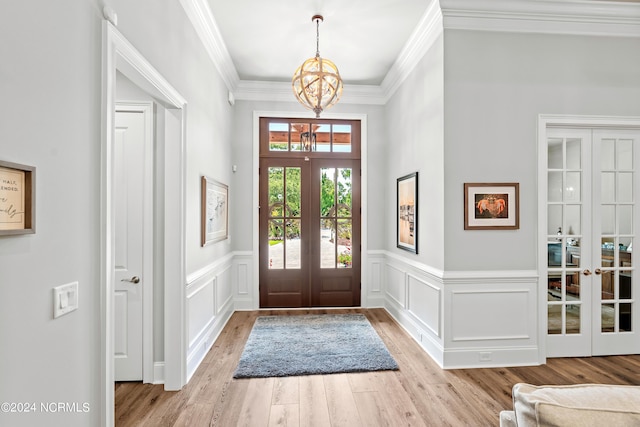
[292, 15, 343, 118]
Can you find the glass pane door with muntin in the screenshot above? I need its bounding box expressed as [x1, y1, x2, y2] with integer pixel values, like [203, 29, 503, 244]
[259, 117, 361, 308]
[545, 127, 640, 357]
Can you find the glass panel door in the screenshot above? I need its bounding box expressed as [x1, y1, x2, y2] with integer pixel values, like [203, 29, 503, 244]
[546, 129, 592, 357]
[546, 128, 640, 357]
[311, 159, 360, 306]
[592, 130, 640, 355]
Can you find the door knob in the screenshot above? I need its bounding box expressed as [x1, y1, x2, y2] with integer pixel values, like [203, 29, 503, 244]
[594, 268, 602, 275]
[121, 276, 140, 284]
[582, 269, 592, 276]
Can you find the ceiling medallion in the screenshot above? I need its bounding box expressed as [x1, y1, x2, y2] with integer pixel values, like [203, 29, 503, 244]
[292, 15, 343, 118]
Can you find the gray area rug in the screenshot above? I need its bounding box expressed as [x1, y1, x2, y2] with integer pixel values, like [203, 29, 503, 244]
[233, 314, 399, 378]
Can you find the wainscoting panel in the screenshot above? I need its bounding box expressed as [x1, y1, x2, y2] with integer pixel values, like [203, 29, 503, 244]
[380, 250, 541, 369]
[233, 251, 254, 310]
[185, 253, 235, 381]
[365, 251, 386, 307]
[407, 274, 441, 338]
[385, 263, 407, 309]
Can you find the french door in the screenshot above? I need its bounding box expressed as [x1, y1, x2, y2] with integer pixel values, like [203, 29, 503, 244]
[259, 118, 361, 308]
[546, 127, 640, 357]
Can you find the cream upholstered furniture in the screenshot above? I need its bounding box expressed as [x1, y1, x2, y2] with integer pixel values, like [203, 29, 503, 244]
[500, 383, 640, 426]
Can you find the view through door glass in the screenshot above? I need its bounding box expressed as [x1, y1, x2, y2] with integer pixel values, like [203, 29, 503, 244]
[259, 118, 361, 308]
[546, 128, 640, 357]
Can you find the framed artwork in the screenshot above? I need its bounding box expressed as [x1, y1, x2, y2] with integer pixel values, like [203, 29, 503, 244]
[0, 160, 35, 236]
[464, 182, 519, 230]
[397, 172, 418, 253]
[201, 176, 228, 246]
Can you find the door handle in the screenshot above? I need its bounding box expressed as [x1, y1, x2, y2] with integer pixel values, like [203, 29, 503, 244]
[582, 269, 592, 276]
[121, 276, 140, 284]
[594, 268, 602, 275]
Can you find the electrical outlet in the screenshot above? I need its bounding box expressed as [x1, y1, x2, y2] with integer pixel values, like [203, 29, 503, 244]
[53, 281, 79, 318]
[479, 352, 492, 362]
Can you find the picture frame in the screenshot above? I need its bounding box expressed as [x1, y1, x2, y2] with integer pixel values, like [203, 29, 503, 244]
[201, 176, 228, 246]
[464, 182, 519, 230]
[397, 172, 418, 253]
[0, 160, 35, 236]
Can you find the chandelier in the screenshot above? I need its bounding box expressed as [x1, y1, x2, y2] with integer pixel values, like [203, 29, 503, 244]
[292, 15, 343, 118]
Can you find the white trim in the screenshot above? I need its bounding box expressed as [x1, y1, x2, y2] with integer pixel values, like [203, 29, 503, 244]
[102, 21, 188, 426]
[441, 0, 640, 37]
[252, 110, 369, 309]
[178, 0, 239, 91]
[115, 102, 155, 385]
[380, 0, 443, 101]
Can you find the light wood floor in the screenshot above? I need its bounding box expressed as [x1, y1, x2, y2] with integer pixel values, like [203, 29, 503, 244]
[115, 308, 640, 426]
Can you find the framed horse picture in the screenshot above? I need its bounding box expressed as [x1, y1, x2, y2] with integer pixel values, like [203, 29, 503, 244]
[464, 183, 519, 230]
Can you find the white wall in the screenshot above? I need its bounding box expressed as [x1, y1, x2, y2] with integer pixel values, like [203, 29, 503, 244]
[443, 30, 640, 271]
[0, 1, 234, 425]
[384, 34, 445, 270]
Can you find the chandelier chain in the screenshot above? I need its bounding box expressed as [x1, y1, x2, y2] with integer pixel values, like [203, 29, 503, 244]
[315, 18, 320, 57]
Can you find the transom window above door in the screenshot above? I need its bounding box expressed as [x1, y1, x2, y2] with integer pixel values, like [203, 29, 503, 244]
[260, 118, 360, 157]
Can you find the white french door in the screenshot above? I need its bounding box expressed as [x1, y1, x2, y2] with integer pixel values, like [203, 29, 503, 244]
[545, 127, 640, 357]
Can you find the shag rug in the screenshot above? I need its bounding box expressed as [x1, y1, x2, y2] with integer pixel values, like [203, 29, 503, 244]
[233, 314, 399, 378]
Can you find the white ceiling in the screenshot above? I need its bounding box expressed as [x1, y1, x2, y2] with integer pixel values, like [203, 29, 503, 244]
[207, 0, 431, 86]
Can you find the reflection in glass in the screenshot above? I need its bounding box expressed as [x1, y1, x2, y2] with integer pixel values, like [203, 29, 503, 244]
[620, 270, 632, 299]
[618, 139, 633, 170]
[619, 205, 633, 235]
[620, 303, 632, 332]
[269, 123, 289, 151]
[601, 139, 616, 170]
[548, 171, 563, 202]
[565, 172, 581, 202]
[601, 205, 615, 235]
[566, 305, 580, 334]
[566, 138, 581, 169]
[602, 303, 615, 333]
[548, 205, 563, 235]
[618, 172, 633, 203]
[548, 304, 562, 335]
[601, 172, 615, 203]
[548, 242, 563, 267]
[548, 138, 563, 169]
[565, 205, 581, 235]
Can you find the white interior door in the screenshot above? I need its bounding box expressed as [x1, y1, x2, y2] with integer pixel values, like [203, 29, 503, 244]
[114, 108, 147, 381]
[546, 127, 640, 357]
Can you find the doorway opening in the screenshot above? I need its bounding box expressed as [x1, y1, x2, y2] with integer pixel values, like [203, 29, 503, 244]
[259, 117, 361, 308]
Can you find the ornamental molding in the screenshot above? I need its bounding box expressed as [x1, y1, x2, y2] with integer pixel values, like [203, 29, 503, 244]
[180, 0, 640, 105]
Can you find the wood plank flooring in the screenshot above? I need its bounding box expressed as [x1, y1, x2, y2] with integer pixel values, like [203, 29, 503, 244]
[115, 308, 640, 426]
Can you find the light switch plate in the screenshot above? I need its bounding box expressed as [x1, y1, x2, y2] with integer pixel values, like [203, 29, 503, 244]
[53, 281, 79, 318]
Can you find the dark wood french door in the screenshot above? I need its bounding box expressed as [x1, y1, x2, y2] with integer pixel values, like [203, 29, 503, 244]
[259, 118, 361, 308]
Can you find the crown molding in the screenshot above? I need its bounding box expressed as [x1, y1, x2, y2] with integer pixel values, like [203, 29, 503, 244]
[234, 80, 387, 105]
[440, 0, 640, 37]
[380, 0, 443, 102]
[179, 0, 240, 91]
[181, 0, 640, 107]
